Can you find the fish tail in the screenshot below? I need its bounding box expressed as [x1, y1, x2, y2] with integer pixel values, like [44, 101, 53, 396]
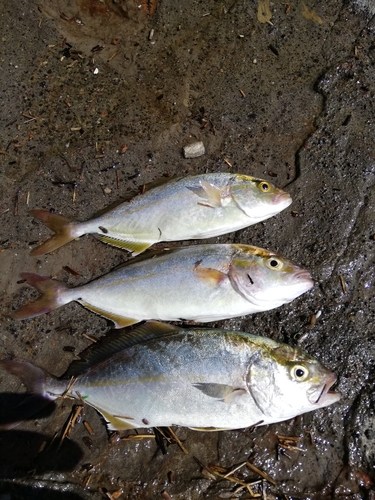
[12, 272, 71, 320]
[0, 361, 54, 430]
[30, 209, 82, 255]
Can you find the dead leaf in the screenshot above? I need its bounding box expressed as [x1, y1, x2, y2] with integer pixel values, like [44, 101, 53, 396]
[257, 0, 272, 24]
[302, 3, 323, 24]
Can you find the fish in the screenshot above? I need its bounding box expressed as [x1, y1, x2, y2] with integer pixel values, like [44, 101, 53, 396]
[0, 322, 340, 431]
[28, 173, 292, 256]
[12, 244, 314, 328]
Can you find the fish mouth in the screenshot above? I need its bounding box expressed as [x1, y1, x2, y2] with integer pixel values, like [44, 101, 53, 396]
[293, 270, 314, 288]
[273, 192, 292, 207]
[294, 270, 313, 281]
[311, 374, 341, 407]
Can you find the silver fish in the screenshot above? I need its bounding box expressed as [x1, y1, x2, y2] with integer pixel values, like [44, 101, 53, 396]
[0, 322, 340, 431]
[12, 244, 314, 328]
[29, 173, 292, 255]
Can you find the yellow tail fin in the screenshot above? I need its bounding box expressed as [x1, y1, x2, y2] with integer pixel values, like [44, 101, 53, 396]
[12, 273, 69, 319]
[29, 210, 78, 255]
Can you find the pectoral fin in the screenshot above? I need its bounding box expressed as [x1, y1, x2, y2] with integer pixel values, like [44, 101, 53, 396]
[188, 181, 230, 208]
[79, 301, 138, 329]
[222, 388, 247, 404]
[194, 267, 227, 286]
[95, 234, 152, 255]
[193, 383, 247, 403]
[200, 181, 224, 207]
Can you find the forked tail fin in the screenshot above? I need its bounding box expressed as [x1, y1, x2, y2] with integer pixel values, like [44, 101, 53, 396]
[12, 273, 70, 320]
[0, 361, 55, 430]
[30, 210, 80, 255]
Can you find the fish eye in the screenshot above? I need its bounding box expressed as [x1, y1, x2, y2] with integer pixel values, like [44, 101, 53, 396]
[266, 257, 283, 270]
[291, 365, 309, 382]
[259, 181, 271, 192]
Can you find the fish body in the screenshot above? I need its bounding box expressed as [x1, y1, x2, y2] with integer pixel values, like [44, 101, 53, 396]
[13, 244, 314, 327]
[29, 173, 292, 255]
[0, 322, 340, 431]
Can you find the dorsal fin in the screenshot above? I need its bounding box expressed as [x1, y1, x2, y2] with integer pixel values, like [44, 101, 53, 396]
[111, 246, 179, 271]
[64, 322, 182, 378]
[91, 177, 180, 218]
[140, 175, 180, 192]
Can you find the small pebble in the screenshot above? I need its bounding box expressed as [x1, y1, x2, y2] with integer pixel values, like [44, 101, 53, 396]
[182, 141, 205, 158]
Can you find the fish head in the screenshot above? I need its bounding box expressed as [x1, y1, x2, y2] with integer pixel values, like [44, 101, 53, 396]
[228, 246, 314, 310]
[230, 175, 292, 222]
[247, 343, 340, 423]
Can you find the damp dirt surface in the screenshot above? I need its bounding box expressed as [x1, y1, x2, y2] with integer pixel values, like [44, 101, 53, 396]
[0, 0, 375, 498]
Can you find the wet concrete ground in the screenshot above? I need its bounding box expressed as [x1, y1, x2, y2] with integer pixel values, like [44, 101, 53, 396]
[0, 0, 375, 498]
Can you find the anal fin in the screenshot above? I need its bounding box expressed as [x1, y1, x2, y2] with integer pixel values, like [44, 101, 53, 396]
[95, 406, 137, 430]
[79, 301, 138, 329]
[95, 234, 152, 255]
[189, 427, 231, 432]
